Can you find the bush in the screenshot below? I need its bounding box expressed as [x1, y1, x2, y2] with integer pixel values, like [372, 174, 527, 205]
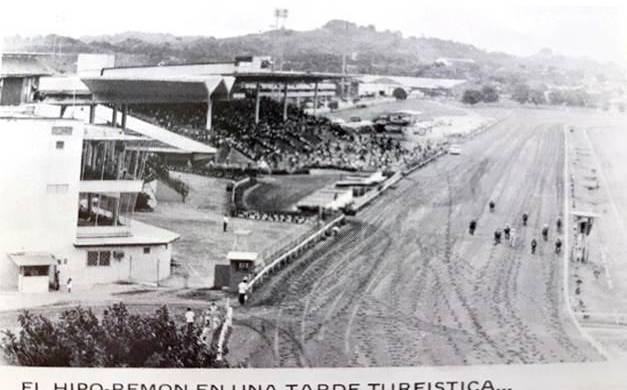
[1, 304, 226, 368]
[481, 86, 499, 103]
[461, 89, 484, 105]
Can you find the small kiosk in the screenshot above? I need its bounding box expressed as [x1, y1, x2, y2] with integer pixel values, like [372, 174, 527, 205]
[227, 251, 259, 292]
[9, 252, 57, 293]
[226, 229, 262, 292]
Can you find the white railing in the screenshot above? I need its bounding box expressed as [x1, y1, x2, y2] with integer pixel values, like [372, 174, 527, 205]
[247, 214, 345, 294]
[231, 177, 252, 205]
[216, 299, 233, 361]
[574, 311, 627, 328]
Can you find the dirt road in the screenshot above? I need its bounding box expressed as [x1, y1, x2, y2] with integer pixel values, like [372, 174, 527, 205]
[229, 108, 604, 367]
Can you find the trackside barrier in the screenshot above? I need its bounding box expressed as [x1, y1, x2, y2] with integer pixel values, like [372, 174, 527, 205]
[402, 151, 446, 176]
[247, 214, 346, 294]
[353, 172, 403, 211]
[231, 177, 252, 205]
[216, 299, 233, 361]
[574, 311, 627, 328]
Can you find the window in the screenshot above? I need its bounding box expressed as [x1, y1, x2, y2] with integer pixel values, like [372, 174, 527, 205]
[87, 251, 99, 266]
[55, 141, 65, 150]
[87, 250, 112, 267]
[99, 251, 111, 266]
[46, 184, 69, 194]
[51, 126, 73, 135]
[143, 247, 151, 254]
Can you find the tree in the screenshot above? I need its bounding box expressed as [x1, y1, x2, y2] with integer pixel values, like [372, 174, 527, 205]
[529, 89, 546, 105]
[481, 86, 499, 103]
[392, 87, 408, 100]
[1, 304, 227, 368]
[512, 84, 531, 104]
[461, 89, 483, 105]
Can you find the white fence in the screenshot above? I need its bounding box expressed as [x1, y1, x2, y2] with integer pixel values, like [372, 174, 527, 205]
[247, 214, 345, 294]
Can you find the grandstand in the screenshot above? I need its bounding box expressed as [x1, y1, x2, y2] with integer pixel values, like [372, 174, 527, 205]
[34, 57, 446, 173]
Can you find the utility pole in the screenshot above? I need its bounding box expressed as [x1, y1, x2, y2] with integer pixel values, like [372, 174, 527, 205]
[341, 21, 349, 100]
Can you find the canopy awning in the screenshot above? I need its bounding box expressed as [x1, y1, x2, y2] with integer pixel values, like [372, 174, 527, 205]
[8, 252, 57, 267]
[81, 76, 233, 104]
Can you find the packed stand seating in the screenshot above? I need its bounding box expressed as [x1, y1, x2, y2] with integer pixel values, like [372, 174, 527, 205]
[233, 210, 314, 224]
[128, 99, 445, 172]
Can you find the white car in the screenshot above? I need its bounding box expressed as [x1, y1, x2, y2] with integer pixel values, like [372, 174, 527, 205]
[448, 144, 462, 155]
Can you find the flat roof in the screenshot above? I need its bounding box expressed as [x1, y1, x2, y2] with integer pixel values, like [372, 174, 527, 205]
[74, 219, 180, 247]
[8, 252, 57, 267]
[227, 251, 259, 261]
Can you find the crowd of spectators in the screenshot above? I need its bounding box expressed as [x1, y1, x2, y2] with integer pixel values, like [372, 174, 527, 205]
[233, 210, 313, 224]
[129, 99, 444, 172]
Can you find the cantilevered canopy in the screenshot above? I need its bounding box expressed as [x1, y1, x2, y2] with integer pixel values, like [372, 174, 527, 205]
[233, 71, 344, 84]
[81, 76, 234, 104]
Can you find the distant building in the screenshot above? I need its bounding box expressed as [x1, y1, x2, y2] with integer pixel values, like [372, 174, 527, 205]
[434, 58, 477, 67]
[355, 74, 467, 98]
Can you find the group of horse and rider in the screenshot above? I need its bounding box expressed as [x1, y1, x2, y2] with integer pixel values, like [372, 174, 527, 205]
[468, 200, 563, 255]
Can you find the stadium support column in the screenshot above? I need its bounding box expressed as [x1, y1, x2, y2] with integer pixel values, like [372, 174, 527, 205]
[313, 81, 319, 116]
[255, 82, 261, 125]
[121, 105, 128, 130]
[205, 98, 213, 138]
[282, 82, 289, 121]
[111, 106, 118, 128]
[88, 104, 96, 124]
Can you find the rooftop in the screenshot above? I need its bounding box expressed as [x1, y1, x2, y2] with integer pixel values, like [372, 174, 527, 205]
[74, 219, 180, 247]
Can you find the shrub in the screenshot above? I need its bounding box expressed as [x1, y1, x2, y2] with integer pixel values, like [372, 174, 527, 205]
[1, 303, 226, 368]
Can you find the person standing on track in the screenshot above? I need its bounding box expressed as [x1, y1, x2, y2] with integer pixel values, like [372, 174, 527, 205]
[469, 219, 477, 235]
[542, 224, 549, 241]
[494, 229, 501, 245]
[223, 215, 229, 233]
[509, 228, 516, 247]
[522, 213, 528, 226]
[489, 200, 495, 212]
[504, 224, 511, 240]
[555, 238, 562, 254]
[556, 217, 562, 233]
[238, 277, 249, 306]
[531, 238, 538, 254]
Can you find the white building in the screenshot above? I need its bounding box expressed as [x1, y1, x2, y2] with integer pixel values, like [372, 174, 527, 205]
[0, 107, 179, 293]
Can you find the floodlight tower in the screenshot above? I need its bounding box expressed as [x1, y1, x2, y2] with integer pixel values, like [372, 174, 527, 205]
[273, 8, 289, 70]
[274, 8, 288, 30]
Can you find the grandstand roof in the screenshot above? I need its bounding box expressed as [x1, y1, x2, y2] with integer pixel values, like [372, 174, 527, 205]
[232, 71, 344, 83]
[81, 76, 234, 104]
[39, 76, 91, 95]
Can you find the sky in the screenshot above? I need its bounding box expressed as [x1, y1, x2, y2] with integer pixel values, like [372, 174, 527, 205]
[1, 0, 626, 66]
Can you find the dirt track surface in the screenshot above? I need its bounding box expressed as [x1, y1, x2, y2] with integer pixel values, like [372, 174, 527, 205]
[229, 108, 604, 367]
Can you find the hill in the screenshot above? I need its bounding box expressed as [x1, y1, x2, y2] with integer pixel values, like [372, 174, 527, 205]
[4, 20, 625, 86]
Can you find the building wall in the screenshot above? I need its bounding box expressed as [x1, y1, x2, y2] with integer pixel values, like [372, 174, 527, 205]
[0, 118, 83, 290]
[66, 244, 172, 287]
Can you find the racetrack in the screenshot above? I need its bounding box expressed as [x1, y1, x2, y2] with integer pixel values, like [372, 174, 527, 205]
[230, 108, 604, 367]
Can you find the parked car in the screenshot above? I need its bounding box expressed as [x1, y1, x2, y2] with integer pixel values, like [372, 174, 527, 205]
[448, 144, 462, 155]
